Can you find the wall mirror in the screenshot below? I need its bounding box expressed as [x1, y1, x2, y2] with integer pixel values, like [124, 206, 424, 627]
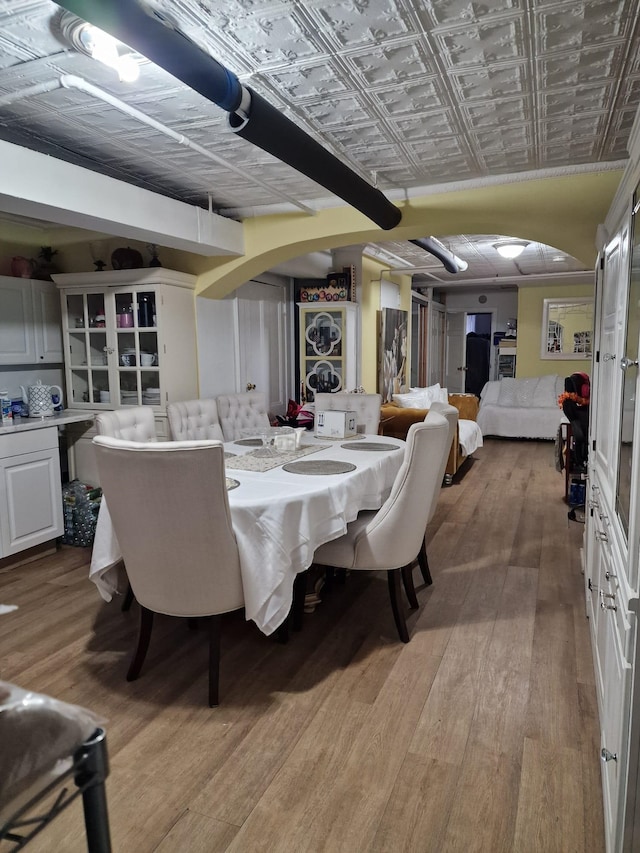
[540, 297, 594, 359]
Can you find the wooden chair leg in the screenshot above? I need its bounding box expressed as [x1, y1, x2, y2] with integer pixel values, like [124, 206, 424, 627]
[292, 572, 307, 631]
[401, 564, 419, 609]
[387, 569, 410, 643]
[324, 565, 335, 594]
[126, 607, 153, 681]
[418, 537, 433, 586]
[208, 615, 221, 707]
[276, 619, 289, 644]
[121, 581, 134, 612]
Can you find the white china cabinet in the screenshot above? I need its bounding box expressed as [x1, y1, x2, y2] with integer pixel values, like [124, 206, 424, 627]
[298, 302, 357, 401]
[53, 269, 198, 483]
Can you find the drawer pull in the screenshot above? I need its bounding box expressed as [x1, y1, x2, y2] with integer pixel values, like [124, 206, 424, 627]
[595, 530, 609, 543]
[601, 747, 617, 762]
[605, 570, 616, 581]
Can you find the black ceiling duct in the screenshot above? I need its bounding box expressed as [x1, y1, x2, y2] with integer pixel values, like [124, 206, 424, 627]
[410, 237, 467, 274]
[56, 0, 402, 230]
[228, 89, 401, 230]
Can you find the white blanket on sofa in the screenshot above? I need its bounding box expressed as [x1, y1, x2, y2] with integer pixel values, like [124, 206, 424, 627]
[477, 375, 564, 440]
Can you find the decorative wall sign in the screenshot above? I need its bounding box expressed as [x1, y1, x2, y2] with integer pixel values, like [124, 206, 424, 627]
[299, 268, 354, 302]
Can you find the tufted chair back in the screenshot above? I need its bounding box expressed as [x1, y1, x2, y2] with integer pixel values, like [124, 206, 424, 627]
[314, 392, 382, 435]
[425, 401, 458, 503]
[167, 398, 224, 442]
[95, 407, 156, 442]
[215, 392, 271, 441]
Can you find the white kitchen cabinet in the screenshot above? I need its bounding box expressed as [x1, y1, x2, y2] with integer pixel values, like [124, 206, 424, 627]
[0, 426, 63, 557]
[0, 276, 63, 365]
[31, 278, 63, 362]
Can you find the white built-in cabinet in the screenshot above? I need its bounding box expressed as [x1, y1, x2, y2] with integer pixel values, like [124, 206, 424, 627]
[586, 126, 640, 852]
[0, 427, 63, 557]
[196, 284, 289, 417]
[0, 275, 63, 364]
[53, 269, 198, 484]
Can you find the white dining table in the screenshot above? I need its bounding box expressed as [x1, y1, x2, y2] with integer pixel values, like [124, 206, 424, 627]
[89, 434, 406, 635]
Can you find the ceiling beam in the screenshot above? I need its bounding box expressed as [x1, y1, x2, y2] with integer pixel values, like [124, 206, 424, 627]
[0, 140, 243, 256]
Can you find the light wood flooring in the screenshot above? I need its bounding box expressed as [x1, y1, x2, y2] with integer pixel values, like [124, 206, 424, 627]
[0, 438, 604, 852]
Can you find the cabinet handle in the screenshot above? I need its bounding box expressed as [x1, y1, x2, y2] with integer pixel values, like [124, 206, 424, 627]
[103, 346, 115, 355]
[601, 747, 617, 762]
[605, 570, 616, 581]
[599, 590, 617, 611]
[246, 383, 256, 391]
[595, 530, 609, 543]
[620, 356, 639, 371]
[602, 353, 616, 362]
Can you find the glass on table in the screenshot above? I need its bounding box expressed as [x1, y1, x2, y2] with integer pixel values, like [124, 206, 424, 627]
[240, 426, 296, 456]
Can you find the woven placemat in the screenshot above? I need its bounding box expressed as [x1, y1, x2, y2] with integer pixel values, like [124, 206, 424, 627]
[234, 438, 263, 446]
[225, 443, 329, 473]
[339, 441, 401, 452]
[282, 460, 357, 475]
[226, 478, 240, 491]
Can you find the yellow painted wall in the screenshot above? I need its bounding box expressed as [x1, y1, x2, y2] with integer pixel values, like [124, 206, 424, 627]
[517, 283, 595, 378]
[359, 257, 411, 392]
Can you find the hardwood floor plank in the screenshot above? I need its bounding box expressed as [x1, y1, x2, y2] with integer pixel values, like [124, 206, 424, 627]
[466, 564, 538, 758]
[153, 809, 240, 852]
[513, 737, 586, 852]
[440, 745, 522, 852]
[370, 753, 460, 853]
[525, 599, 583, 750]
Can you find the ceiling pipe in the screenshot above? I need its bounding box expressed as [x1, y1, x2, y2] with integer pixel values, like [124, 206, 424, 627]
[0, 75, 315, 216]
[56, 0, 402, 230]
[409, 237, 468, 274]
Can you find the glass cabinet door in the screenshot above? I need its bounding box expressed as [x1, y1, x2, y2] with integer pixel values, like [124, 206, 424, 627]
[65, 291, 109, 406]
[301, 308, 346, 400]
[114, 289, 159, 407]
[63, 287, 161, 409]
[616, 191, 640, 537]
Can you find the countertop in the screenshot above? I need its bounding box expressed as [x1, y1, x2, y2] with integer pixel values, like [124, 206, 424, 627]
[0, 411, 95, 436]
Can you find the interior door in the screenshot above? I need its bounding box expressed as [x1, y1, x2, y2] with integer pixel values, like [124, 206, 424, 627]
[445, 311, 467, 392]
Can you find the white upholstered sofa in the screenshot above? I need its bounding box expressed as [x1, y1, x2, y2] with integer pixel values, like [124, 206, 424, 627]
[477, 375, 564, 439]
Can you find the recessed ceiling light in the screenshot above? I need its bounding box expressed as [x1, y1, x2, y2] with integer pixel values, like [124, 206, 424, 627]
[493, 241, 529, 259]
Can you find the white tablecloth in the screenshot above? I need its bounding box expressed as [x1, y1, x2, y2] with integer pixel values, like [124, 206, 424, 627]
[89, 435, 406, 635]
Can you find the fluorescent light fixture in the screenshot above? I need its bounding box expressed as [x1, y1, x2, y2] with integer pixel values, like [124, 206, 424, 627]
[85, 25, 141, 82]
[494, 241, 528, 259]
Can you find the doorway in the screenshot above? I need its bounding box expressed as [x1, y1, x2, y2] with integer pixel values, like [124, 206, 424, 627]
[465, 313, 492, 397]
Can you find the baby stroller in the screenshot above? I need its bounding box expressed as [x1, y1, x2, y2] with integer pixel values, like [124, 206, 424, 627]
[561, 372, 590, 519]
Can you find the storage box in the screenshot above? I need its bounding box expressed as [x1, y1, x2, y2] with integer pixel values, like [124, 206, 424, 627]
[315, 410, 357, 438]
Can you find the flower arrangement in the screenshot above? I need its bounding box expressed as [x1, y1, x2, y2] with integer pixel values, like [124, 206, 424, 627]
[558, 391, 589, 409]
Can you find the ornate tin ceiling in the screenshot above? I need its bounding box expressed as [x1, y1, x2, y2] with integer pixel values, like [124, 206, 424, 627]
[0, 0, 636, 280]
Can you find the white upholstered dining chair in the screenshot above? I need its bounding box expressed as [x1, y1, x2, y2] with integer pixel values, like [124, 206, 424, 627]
[313, 415, 450, 643]
[417, 401, 459, 586]
[314, 392, 382, 435]
[167, 398, 224, 441]
[215, 391, 271, 441]
[95, 406, 157, 442]
[92, 436, 245, 706]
